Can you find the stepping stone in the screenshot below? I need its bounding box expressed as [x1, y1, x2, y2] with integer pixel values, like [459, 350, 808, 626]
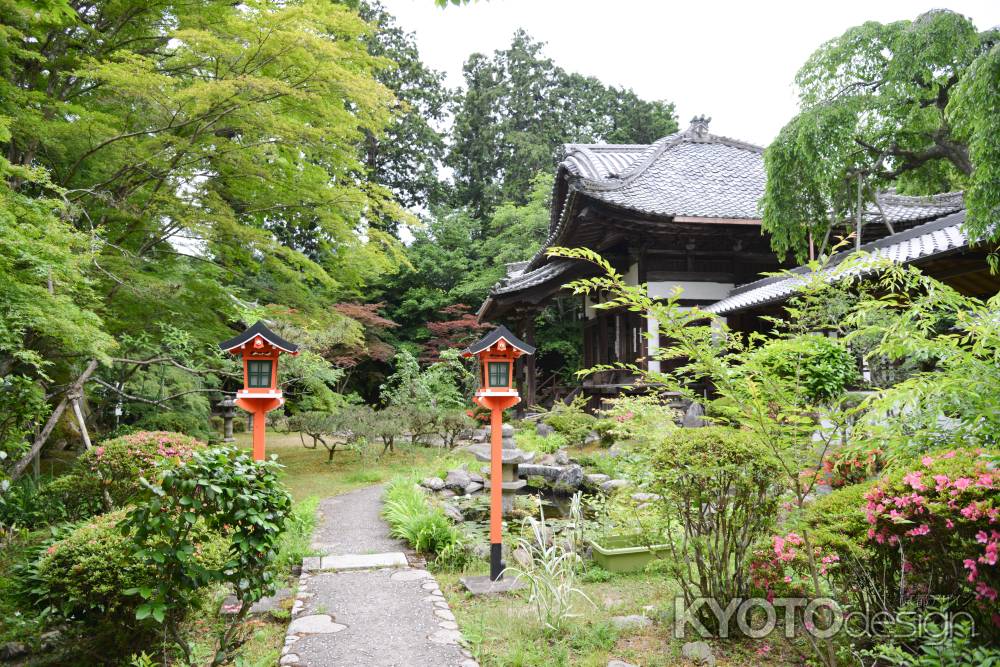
[287, 614, 346, 635]
[220, 587, 293, 617]
[318, 552, 408, 571]
[428, 628, 463, 645]
[390, 569, 433, 581]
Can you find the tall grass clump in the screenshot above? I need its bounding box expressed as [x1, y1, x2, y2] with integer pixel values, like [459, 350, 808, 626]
[382, 477, 463, 559]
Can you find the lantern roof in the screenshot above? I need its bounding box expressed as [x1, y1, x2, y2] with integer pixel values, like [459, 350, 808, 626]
[461, 325, 535, 357]
[219, 321, 300, 354]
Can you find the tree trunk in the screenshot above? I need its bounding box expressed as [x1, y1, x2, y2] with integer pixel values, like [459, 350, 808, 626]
[10, 359, 99, 480]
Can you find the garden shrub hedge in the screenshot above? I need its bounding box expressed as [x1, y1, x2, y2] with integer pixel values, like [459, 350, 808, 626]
[42, 431, 203, 516]
[28, 509, 227, 624]
[644, 426, 784, 630]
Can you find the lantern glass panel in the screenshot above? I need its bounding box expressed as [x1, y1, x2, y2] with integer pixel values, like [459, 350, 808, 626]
[247, 360, 273, 388]
[487, 361, 509, 388]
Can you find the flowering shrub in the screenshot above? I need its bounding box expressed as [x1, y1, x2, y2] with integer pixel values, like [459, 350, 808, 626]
[82, 431, 202, 505]
[41, 431, 204, 518]
[821, 446, 884, 488]
[864, 448, 998, 617]
[750, 531, 843, 601]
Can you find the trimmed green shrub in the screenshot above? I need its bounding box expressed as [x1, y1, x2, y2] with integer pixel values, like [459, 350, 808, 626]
[134, 410, 211, 439]
[749, 335, 859, 403]
[645, 426, 784, 631]
[541, 396, 596, 446]
[29, 510, 226, 624]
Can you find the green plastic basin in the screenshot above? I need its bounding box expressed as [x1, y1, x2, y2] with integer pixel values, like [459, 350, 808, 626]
[589, 534, 670, 573]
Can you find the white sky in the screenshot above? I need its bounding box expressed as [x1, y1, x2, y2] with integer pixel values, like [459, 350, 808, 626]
[381, 0, 1000, 147]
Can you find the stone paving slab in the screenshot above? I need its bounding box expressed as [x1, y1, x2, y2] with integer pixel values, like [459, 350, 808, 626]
[301, 552, 408, 572]
[281, 567, 475, 667]
[310, 485, 403, 555]
[283, 486, 478, 667]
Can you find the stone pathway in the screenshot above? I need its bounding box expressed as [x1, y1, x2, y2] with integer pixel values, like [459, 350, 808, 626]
[280, 486, 478, 667]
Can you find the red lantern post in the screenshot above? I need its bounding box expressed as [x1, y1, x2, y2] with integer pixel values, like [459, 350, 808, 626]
[219, 321, 299, 461]
[461, 325, 535, 583]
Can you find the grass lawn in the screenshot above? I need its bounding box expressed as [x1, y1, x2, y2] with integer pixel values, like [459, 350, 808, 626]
[228, 430, 471, 501]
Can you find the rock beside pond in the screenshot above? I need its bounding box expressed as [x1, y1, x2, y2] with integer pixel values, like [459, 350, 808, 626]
[584, 473, 610, 488]
[445, 469, 472, 492]
[600, 478, 631, 493]
[464, 481, 483, 495]
[584, 431, 600, 445]
[554, 464, 584, 490]
[443, 504, 464, 523]
[536, 422, 555, 437]
[421, 476, 445, 491]
[682, 641, 716, 666]
[631, 492, 660, 503]
[554, 449, 570, 465]
[0, 642, 28, 661]
[610, 615, 652, 631]
[439, 489, 456, 499]
[472, 428, 489, 443]
[607, 661, 638, 667]
[517, 464, 562, 481]
[512, 545, 533, 569]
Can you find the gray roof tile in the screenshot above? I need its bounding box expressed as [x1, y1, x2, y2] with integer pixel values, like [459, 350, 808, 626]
[561, 118, 765, 220]
[705, 210, 969, 315]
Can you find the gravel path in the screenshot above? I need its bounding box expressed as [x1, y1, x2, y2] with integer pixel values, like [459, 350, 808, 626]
[279, 486, 477, 667]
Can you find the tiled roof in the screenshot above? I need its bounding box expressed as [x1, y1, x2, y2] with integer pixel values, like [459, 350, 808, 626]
[705, 211, 969, 315]
[561, 117, 765, 220]
[492, 259, 579, 296]
[869, 190, 964, 225]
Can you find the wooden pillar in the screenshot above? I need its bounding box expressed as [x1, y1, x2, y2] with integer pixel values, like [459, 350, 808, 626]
[524, 317, 536, 410]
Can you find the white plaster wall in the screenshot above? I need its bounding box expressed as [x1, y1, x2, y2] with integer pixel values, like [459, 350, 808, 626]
[624, 262, 639, 286]
[647, 280, 734, 302]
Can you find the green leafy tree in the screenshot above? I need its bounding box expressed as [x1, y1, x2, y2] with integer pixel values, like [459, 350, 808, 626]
[360, 1, 453, 222]
[0, 0, 405, 468]
[762, 10, 1000, 260]
[448, 30, 678, 218]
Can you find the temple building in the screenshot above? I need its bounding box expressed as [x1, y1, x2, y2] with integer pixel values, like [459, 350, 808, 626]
[477, 117, 999, 408]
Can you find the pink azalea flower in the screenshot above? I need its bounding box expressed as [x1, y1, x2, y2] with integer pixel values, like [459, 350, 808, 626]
[975, 581, 998, 601]
[921, 456, 935, 467]
[934, 474, 951, 490]
[906, 524, 931, 537]
[903, 471, 926, 491]
[964, 559, 978, 582]
[954, 477, 974, 491]
[942, 451, 956, 459]
[945, 519, 955, 529]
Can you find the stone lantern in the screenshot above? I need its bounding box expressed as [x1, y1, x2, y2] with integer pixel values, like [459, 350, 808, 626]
[218, 395, 237, 442]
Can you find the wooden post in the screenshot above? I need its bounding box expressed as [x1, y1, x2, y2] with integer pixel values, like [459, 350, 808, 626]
[251, 409, 266, 461]
[489, 406, 503, 581]
[71, 395, 92, 450]
[524, 317, 536, 409]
